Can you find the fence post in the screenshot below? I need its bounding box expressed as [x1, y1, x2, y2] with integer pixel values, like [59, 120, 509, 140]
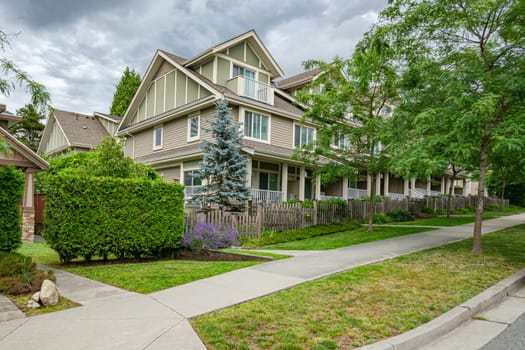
[256, 204, 263, 238]
[313, 200, 318, 226]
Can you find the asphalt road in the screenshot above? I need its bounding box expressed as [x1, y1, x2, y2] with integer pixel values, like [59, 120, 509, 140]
[482, 312, 525, 350]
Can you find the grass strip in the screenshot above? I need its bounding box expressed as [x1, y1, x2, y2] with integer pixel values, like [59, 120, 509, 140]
[221, 249, 291, 260]
[192, 225, 525, 350]
[262, 226, 434, 250]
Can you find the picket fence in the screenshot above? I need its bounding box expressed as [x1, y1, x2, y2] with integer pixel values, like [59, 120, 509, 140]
[184, 196, 509, 239]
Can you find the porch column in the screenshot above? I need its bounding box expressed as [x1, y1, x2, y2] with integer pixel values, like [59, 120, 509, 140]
[463, 179, 469, 196]
[281, 162, 288, 201]
[375, 173, 382, 196]
[315, 175, 322, 200]
[403, 179, 409, 197]
[410, 178, 416, 197]
[440, 176, 446, 194]
[446, 177, 452, 196]
[384, 172, 389, 197]
[367, 174, 372, 196]
[246, 157, 252, 187]
[299, 166, 305, 201]
[426, 176, 431, 196]
[342, 176, 349, 200]
[22, 168, 36, 243]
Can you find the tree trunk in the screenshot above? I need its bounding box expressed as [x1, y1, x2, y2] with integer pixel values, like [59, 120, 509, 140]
[447, 176, 455, 218]
[473, 136, 489, 255]
[500, 173, 506, 212]
[368, 173, 375, 232]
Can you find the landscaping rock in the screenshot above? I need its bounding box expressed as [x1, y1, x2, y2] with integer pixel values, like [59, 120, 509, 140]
[27, 300, 40, 309]
[31, 292, 40, 303]
[40, 279, 60, 307]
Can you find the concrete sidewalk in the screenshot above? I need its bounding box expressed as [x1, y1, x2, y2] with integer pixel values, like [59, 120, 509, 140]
[1, 213, 524, 349]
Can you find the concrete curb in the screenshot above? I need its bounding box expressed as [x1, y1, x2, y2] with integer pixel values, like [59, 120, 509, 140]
[358, 268, 525, 350]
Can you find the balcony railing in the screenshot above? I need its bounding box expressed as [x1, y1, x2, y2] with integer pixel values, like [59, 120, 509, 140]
[184, 185, 203, 199]
[348, 188, 369, 199]
[251, 188, 283, 203]
[226, 76, 273, 104]
[387, 192, 406, 201]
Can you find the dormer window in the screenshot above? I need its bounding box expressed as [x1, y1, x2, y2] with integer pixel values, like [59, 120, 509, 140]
[232, 64, 255, 80]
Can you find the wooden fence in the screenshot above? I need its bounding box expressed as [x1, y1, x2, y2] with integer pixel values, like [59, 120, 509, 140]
[185, 196, 509, 239]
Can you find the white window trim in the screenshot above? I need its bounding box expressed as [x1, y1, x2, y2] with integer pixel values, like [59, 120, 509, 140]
[153, 125, 163, 150]
[187, 115, 200, 142]
[241, 107, 271, 144]
[293, 122, 316, 148]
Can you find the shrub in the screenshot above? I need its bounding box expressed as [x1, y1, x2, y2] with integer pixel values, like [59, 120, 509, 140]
[416, 212, 434, 219]
[360, 195, 383, 202]
[243, 220, 361, 248]
[421, 207, 436, 216]
[184, 222, 239, 249]
[43, 173, 185, 263]
[0, 166, 24, 252]
[435, 209, 446, 215]
[372, 214, 392, 224]
[386, 209, 415, 222]
[0, 252, 55, 295]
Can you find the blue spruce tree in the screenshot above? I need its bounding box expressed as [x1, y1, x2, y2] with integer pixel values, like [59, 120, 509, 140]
[195, 99, 250, 211]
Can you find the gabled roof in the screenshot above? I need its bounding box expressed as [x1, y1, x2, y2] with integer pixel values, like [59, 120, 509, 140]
[275, 67, 322, 90]
[54, 109, 110, 147]
[0, 106, 22, 129]
[93, 112, 121, 123]
[0, 126, 49, 170]
[184, 30, 285, 79]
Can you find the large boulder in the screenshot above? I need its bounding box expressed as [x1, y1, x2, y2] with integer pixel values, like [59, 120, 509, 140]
[39, 279, 60, 307]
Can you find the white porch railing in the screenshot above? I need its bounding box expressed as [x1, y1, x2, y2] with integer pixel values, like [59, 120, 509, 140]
[320, 195, 342, 200]
[251, 188, 283, 203]
[409, 188, 426, 198]
[348, 188, 369, 199]
[387, 192, 406, 201]
[226, 76, 273, 104]
[184, 185, 204, 199]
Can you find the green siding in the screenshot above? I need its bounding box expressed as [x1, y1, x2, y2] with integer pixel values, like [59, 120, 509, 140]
[155, 76, 165, 114]
[138, 98, 146, 121]
[146, 83, 155, 117]
[165, 71, 175, 110]
[217, 57, 230, 86]
[259, 72, 269, 84]
[176, 71, 186, 107]
[229, 43, 244, 61]
[246, 44, 259, 67]
[187, 78, 199, 102]
[201, 61, 213, 80]
[200, 86, 211, 98]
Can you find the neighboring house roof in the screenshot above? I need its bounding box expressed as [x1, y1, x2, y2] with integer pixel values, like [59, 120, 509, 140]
[54, 109, 110, 148]
[0, 126, 49, 170]
[184, 30, 284, 79]
[93, 112, 121, 123]
[275, 67, 322, 90]
[0, 104, 22, 129]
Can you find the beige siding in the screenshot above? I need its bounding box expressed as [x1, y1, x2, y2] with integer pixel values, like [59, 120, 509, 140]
[200, 108, 219, 143]
[246, 44, 259, 67]
[157, 166, 181, 182]
[270, 114, 294, 148]
[217, 57, 230, 86]
[155, 75, 165, 114]
[154, 61, 175, 80]
[138, 97, 146, 121]
[165, 71, 175, 110]
[162, 117, 187, 149]
[123, 136, 134, 157]
[229, 43, 244, 61]
[131, 128, 153, 158]
[45, 120, 68, 154]
[200, 61, 213, 80]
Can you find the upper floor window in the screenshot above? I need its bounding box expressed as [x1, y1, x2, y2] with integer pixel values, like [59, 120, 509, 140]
[153, 126, 163, 150]
[184, 170, 202, 187]
[294, 124, 315, 148]
[188, 115, 200, 141]
[244, 111, 269, 141]
[233, 64, 255, 79]
[333, 130, 350, 149]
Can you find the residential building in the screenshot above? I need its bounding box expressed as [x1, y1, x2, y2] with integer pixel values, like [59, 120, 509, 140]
[38, 109, 120, 156]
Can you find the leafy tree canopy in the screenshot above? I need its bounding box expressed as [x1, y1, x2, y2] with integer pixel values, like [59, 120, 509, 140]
[8, 103, 45, 151]
[109, 66, 141, 117]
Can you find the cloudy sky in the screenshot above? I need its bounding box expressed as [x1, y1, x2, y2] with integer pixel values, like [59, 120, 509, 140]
[0, 0, 387, 116]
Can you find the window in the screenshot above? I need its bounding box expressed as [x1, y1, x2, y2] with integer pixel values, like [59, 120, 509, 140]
[184, 170, 202, 187]
[294, 124, 314, 148]
[259, 172, 278, 191]
[188, 115, 200, 141]
[233, 64, 255, 79]
[333, 130, 350, 149]
[153, 126, 163, 150]
[244, 111, 269, 141]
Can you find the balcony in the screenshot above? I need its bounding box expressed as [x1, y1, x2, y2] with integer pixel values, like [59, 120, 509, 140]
[226, 76, 274, 104]
[348, 188, 369, 199]
[184, 186, 283, 204]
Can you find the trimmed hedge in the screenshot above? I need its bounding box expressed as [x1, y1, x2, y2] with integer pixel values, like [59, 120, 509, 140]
[0, 166, 24, 252]
[243, 220, 361, 248]
[43, 173, 185, 263]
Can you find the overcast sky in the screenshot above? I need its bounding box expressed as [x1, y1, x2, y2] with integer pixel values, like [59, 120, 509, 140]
[0, 0, 387, 116]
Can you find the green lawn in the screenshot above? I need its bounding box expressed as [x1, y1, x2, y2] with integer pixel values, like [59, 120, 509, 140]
[17, 243, 261, 294]
[261, 226, 435, 250]
[221, 249, 291, 260]
[192, 225, 525, 350]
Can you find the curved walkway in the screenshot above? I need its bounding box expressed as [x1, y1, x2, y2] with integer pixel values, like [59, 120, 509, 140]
[1, 214, 524, 349]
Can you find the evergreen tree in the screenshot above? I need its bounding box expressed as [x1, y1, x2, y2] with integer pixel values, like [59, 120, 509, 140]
[109, 66, 141, 117]
[195, 99, 250, 211]
[9, 104, 45, 151]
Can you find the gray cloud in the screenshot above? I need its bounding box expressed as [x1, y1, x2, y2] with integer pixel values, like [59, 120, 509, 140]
[0, 0, 387, 116]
